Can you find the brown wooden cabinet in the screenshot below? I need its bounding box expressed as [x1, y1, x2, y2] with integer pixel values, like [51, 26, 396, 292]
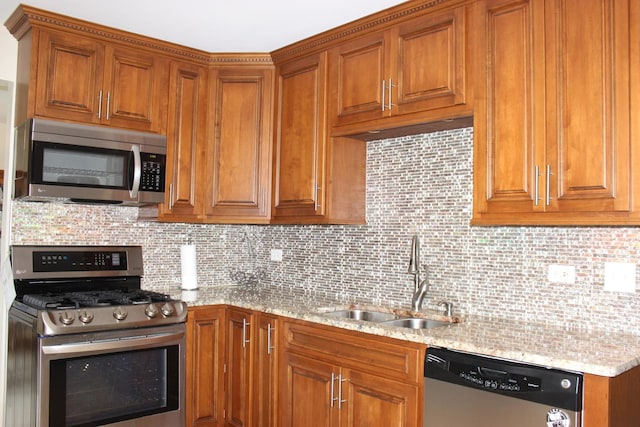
[279, 319, 422, 427]
[254, 313, 279, 427]
[186, 306, 226, 427]
[473, 0, 638, 225]
[329, 4, 469, 134]
[203, 67, 274, 223]
[272, 52, 366, 224]
[33, 29, 168, 132]
[160, 60, 208, 221]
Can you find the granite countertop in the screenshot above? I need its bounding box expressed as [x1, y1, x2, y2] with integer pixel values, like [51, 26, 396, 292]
[166, 285, 640, 378]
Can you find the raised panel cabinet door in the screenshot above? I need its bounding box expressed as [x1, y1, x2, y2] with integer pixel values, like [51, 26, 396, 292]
[544, 0, 631, 213]
[160, 60, 208, 219]
[102, 45, 168, 132]
[35, 30, 104, 123]
[329, 31, 390, 127]
[253, 314, 278, 427]
[393, 6, 466, 115]
[472, 0, 547, 218]
[204, 68, 273, 222]
[186, 306, 225, 427]
[342, 369, 419, 427]
[273, 53, 328, 218]
[279, 352, 337, 427]
[225, 308, 254, 427]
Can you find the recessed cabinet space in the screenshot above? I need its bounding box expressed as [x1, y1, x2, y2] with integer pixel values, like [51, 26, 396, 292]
[329, 3, 470, 135]
[204, 67, 274, 223]
[473, 0, 640, 225]
[272, 52, 366, 224]
[34, 29, 169, 132]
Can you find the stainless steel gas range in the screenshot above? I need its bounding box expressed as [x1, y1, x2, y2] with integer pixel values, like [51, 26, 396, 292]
[6, 245, 187, 427]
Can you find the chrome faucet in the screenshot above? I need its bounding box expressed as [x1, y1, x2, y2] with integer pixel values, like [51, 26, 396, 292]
[408, 234, 429, 311]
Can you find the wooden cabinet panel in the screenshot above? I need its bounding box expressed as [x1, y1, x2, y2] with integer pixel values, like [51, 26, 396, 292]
[344, 368, 419, 427]
[160, 60, 208, 220]
[35, 30, 104, 123]
[204, 68, 273, 222]
[273, 53, 328, 219]
[279, 319, 422, 427]
[33, 29, 168, 132]
[253, 314, 278, 427]
[225, 308, 254, 427]
[280, 352, 337, 427]
[473, 0, 635, 224]
[186, 306, 225, 427]
[329, 5, 469, 133]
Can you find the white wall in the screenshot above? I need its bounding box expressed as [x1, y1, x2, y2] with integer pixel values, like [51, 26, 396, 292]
[0, 24, 16, 427]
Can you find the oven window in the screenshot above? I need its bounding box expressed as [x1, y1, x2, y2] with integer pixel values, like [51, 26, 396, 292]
[49, 346, 179, 427]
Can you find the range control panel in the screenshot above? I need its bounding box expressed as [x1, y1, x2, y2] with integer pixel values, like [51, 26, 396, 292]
[33, 250, 128, 272]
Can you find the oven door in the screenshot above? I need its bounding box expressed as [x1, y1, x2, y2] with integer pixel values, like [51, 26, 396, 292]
[38, 323, 185, 427]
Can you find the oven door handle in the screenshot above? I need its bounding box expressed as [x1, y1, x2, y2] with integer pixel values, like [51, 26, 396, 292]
[42, 331, 184, 356]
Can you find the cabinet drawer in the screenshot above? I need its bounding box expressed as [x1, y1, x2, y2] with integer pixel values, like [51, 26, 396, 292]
[282, 319, 423, 384]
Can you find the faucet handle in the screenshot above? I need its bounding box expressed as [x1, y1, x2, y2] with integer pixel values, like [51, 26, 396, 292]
[438, 301, 453, 317]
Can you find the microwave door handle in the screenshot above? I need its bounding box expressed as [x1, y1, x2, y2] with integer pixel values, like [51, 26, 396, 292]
[130, 145, 141, 198]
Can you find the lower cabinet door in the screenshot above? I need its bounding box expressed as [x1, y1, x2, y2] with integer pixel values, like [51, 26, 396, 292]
[254, 314, 278, 427]
[342, 368, 419, 427]
[280, 352, 338, 426]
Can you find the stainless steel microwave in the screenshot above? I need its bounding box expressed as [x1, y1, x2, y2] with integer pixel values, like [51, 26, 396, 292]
[13, 118, 167, 206]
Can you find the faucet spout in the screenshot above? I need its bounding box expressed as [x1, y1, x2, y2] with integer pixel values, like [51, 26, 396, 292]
[408, 234, 429, 311]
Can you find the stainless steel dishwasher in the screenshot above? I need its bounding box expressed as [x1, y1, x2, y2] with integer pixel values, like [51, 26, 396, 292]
[424, 347, 583, 427]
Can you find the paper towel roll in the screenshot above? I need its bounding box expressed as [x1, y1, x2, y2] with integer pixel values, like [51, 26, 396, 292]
[180, 245, 198, 290]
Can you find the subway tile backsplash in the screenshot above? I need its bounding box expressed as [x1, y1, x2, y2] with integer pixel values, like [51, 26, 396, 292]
[11, 127, 640, 334]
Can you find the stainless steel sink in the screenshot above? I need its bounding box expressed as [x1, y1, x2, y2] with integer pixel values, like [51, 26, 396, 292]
[324, 309, 398, 322]
[381, 318, 451, 329]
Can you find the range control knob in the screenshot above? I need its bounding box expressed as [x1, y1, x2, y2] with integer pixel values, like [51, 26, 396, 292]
[145, 303, 160, 318]
[161, 303, 175, 317]
[59, 312, 75, 325]
[78, 311, 94, 324]
[113, 307, 128, 321]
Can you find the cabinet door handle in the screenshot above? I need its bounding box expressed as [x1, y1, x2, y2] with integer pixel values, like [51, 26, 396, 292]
[337, 374, 347, 409]
[314, 184, 321, 212]
[106, 91, 111, 120]
[330, 372, 336, 407]
[267, 323, 275, 355]
[242, 318, 250, 348]
[534, 165, 540, 206]
[97, 90, 103, 119]
[545, 164, 553, 206]
[381, 80, 386, 112]
[168, 184, 174, 209]
[387, 78, 395, 111]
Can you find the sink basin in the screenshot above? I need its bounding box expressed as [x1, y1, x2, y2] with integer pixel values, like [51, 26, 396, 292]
[324, 309, 398, 322]
[381, 318, 451, 330]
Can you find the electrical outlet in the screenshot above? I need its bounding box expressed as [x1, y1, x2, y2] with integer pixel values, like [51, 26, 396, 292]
[270, 249, 283, 262]
[604, 262, 636, 293]
[548, 264, 576, 284]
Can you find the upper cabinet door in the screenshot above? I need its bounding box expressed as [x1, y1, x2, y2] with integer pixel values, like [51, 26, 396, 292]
[102, 45, 169, 132]
[473, 0, 635, 225]
[273, 52, 328, 219]
[160, 60, 208, 221]
[33, 29, 168, 132]
[203, 68, 274, 222]
[35, 30, 105, 124]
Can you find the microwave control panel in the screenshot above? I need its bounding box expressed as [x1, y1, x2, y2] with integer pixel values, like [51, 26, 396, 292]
[140, 153, 166, 192]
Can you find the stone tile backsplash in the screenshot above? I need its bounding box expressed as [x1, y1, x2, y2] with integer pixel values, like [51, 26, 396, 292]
[10, 127, 640, 334]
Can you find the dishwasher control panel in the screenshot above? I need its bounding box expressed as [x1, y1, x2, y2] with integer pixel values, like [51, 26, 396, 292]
[424, 347, 583, 411]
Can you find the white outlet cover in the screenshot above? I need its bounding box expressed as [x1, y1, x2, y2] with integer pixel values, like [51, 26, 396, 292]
[270, 249, 283, 262]
[604, 262, 636, 293]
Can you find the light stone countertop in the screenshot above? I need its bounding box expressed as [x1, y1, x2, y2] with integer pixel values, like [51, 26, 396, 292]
[165, 285, 640, 378]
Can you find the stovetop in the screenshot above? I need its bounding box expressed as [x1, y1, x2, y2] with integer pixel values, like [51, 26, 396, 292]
[21, 289, 174, 310]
